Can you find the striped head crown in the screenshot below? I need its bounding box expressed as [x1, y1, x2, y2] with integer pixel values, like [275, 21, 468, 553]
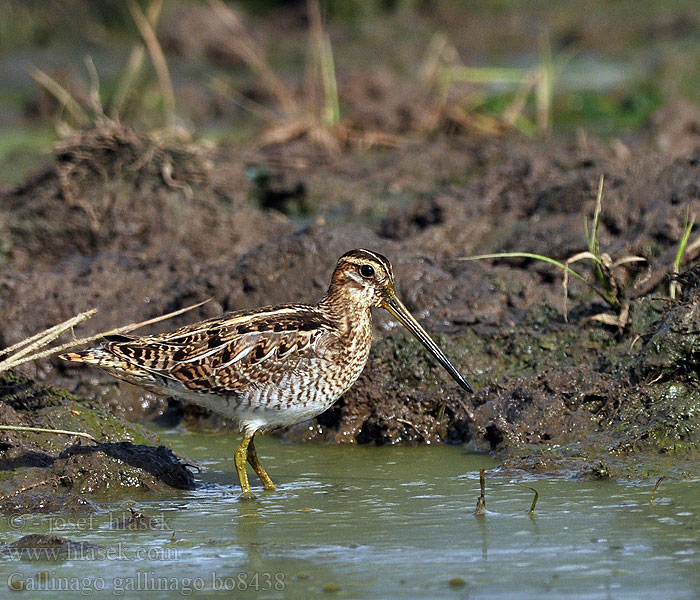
[329, 249, 395, 308]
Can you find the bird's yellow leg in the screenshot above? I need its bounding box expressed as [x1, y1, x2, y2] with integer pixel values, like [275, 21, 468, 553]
[247, 436, 276, 491]
[234, 433, 255, 500]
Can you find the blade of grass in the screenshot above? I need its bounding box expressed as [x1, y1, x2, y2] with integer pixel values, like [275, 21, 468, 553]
[207, 0, 298, 119]
[308, 0, 339, 127]
[0, 309, 97, 371]
[535, 29, 553, 136]
[30, 68, 91, 127]
[503, 70, 537, 129]
[0, 425, 96, 444]
[459, 251, 616, 307]
[419, 32, 450, 87]
[0, 309, 97, 359]
[0, 299, 210, 373]
[671, 209, 695, 300]
[585, 175, 612, 296]
[112, 0, 164, 118]
[127, 0, 176, 131]
[209, 77, 280, 124]
[319, 31, 339, 126]
[443, 66, 529, 85]
[565, 250, 620, 309]
[84, 56, 104, 117]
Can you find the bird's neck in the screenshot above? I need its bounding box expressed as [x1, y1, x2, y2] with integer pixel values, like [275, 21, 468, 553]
[319, 283, 372, 337]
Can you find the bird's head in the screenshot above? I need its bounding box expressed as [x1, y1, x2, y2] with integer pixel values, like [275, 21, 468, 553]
[330, 248, 396, 309]
[328, 248, 473, 393]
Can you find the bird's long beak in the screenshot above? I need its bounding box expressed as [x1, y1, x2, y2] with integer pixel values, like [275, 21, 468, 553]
[381, 289, 474, 393]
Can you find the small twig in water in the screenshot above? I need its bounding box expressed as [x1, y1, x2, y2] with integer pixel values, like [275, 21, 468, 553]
[519, 484, 539, 514]
[649, 476, 666, 506]
[474, 468, 486, 515]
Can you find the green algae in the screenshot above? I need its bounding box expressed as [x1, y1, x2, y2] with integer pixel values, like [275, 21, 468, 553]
[0, 371, 192, 501]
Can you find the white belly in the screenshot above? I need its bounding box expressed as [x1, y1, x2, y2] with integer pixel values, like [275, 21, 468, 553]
[162, 359, 364, 435]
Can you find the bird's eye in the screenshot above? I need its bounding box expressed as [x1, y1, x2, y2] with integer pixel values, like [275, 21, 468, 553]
[360, 264, 375, 278]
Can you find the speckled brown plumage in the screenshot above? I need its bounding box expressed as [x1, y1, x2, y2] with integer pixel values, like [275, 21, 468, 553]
[61, 249, 472, 498]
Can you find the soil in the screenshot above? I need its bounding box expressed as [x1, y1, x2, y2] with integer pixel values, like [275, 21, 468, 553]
[0, 371, 194, 513]
[3, 2, 700, 507]
[3, 117, 700, 488]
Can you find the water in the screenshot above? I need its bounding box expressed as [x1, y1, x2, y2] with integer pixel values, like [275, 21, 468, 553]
[2, 430, 699, 599]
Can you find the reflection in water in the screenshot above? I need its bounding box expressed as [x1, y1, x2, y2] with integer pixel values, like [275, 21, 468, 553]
[475, 512, 488, 560]
[0, 431, 699, 600]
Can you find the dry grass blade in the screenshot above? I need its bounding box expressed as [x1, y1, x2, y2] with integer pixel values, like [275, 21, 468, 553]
[308, 0, 339, 127]
[563, 250, 605, 317]
[84, 56, 104, 116]
[589, 313, 622, 326]
[589, 301, 629, 332]
[210, 77, 279, 123]
[127, 0, 176, 131]
[0, 299, 210, 373]
[503, 70, 538, 128]
[535, 30, 553, 136]
[0, 425, 97, 444]
[0, 309, 97, 359]
[612, 256, 647, 268]
[335, 123, 402, 150]
[112, 0, 164, 117]
[419, 33, 450, 86]
[0, 309, 98, 372]
[259, 119, 313, 147]
[30, 68, 91, 127]
[207, 0, 298, 119]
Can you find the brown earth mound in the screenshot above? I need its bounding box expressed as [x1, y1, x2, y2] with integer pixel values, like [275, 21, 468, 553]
[2, 121, 700, 484]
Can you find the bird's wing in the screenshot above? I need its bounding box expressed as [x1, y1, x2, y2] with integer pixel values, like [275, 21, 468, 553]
[103, 305, 341, 395]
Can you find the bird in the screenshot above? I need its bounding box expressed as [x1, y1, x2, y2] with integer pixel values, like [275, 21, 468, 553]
[61, 249, 473, 498]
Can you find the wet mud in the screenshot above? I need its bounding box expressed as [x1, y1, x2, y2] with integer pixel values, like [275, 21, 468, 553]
[0, 371, 194, 512]
[2, 101, 700, 501]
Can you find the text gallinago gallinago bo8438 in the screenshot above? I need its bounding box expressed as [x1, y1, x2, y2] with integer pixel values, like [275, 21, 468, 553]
[61, 249, 473, 498]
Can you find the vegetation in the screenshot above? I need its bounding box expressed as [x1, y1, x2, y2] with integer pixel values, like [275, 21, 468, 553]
[460, 176, 648, 327]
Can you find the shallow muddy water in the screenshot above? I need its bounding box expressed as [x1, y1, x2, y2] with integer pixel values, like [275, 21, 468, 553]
[2, 431, 699, 599]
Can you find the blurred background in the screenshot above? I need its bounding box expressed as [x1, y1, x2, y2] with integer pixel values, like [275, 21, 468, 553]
[2, 0, 700, 185]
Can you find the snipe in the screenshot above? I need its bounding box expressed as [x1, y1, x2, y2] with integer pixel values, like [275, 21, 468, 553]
[61, 249, 473, 498]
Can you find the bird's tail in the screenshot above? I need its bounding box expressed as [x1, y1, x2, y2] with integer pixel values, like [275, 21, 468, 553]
[59, 347, 155, 383]
[60, 348, 117, 367]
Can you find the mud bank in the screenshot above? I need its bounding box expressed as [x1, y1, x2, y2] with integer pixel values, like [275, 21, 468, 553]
[0, 371, 193, 511]
[2, 120, 700, 485]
